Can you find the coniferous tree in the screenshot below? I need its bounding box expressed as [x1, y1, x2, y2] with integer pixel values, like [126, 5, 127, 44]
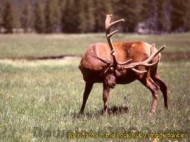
[2, 0, 15, 33]
[0, 0, 189, 33]
[171, 0, 186, 31]
[184, 0, 190, 31]
[78, 0, 86, 33]
[0, 13, 2, 29]
[94, 0, 112, 32]
[0, 1, 2, 27]
[14, 7, 21, 31]
[21, 0, 33, 33]
[136, 0, 168, 33]
[112, 0, 140, 32]
[137, 0, 151, 22]
[161, 0, 171, 32]
[151, 0, 159, 31]
[61, 0, 81, 33]
[152, 0, 167, 32]
[34, 0, 45, 33]
[45, 0, 60, 33]
[85, 0, 95, 32]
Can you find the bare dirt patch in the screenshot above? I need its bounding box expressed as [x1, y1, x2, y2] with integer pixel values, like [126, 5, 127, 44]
[0, 53, 189, 62]
[0, 54, 81, 61]
[162, 53, 190, 59]
[0, 55, 81, 67]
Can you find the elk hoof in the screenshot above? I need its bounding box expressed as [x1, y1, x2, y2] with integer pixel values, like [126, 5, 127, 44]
[110, 83, 115, 88]
[164, 104, 168, 110]
[102, 109, 108, 115]
[149, 109, 156, 113]
[79, 111, 84, 115]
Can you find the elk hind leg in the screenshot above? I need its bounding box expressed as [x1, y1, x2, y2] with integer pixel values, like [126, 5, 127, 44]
[152, 74, 168, 109]
[140, 77, 160, 113]
[79, 82, 93, 114]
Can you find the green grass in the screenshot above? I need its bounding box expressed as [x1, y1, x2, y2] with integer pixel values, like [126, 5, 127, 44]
[0, 33, 190, 141]
[0, 33, 190, 58]
[0, 34, 105, 58]
[0, 59, 189, 142]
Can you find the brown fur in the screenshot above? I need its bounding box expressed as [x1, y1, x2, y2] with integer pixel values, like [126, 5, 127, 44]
[79, 41, 168, 114]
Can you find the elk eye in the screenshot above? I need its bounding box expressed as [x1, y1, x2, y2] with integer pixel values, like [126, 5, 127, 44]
[110, 67, 114, 71]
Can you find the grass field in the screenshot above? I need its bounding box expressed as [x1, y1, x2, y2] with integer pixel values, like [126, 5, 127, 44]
[0, 33, 190, 58]
[0, 33, 190, 142]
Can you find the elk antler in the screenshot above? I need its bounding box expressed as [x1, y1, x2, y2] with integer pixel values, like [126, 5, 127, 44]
[95, 14, 131, 74]
[123, 45, 165, 74]
[95, 14, 165, 74]
[96, 45, 165, 74]
[105, 14, 131, 66]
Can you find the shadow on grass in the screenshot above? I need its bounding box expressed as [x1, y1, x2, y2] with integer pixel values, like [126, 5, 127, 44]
[73, 106, 129, 118]
[1, 52, 190, 61]
[0, 54, 81, 60]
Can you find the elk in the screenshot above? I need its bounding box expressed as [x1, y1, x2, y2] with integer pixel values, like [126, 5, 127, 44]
[79, 14, 168, 114]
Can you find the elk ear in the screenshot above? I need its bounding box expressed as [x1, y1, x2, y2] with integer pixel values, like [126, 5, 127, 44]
[115, 69, 121, 76]
[151, 43, 156, 48]
[150, 43, 156, 53]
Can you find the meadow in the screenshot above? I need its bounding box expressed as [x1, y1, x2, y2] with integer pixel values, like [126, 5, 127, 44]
[0, 33, 190, 142]
[0, 33, 190, 58]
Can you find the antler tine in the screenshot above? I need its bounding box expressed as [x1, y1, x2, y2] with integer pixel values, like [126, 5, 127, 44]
[105, 14, 125, 50]
[105, 14, 125, 32]
[132, 68, 147, 74]
[140, 45, 165, 64]
[105, 14, 126, 70]
[107, 30, 118, 38]
[117, 59, 132, 65]
[124, 45, 165, 69]
[93, 55, 111, 65]
[105, 15, 125, 38]
[99, 14, 145, 73]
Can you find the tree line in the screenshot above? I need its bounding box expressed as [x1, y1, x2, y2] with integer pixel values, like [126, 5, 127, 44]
[0, 0, 190, 34]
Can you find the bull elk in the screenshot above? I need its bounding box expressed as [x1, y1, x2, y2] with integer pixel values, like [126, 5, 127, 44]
[79, 14, 168, 114]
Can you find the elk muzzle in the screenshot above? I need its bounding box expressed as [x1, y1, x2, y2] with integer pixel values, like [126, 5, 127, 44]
[104, 73, 116, 88]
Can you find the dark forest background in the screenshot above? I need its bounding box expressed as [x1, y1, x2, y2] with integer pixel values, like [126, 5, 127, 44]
[0, 0, 190, 34]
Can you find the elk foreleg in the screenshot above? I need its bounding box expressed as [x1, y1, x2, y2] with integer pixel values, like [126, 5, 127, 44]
[102, 83, 110, 114]
[102, 73, 116, 114]
[79, 82, 93, 114]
